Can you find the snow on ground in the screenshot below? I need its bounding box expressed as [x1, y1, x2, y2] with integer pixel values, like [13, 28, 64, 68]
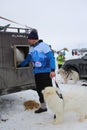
[0, 75, 87, 130]
[0, 54, 87, 130]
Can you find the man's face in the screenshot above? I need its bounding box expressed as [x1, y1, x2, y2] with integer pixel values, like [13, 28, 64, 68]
[28, 39, 35, 45]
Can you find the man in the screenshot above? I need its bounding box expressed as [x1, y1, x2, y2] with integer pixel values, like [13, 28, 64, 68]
[18, 29, 56, 113]
[57, 51, 65, 69]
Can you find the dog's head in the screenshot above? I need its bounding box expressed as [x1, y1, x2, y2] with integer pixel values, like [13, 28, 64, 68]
[42, 87, 63, 101]
[42, 87, 59, 99]
[42, 87, 55, 94]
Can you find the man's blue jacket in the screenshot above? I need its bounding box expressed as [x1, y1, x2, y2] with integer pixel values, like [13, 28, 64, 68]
[19, 40, 55, 74]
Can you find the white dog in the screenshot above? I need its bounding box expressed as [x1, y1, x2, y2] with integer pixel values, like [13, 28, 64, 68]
[58, 68, 79, 84]
[11, 46, 25, 66]
[15, 48, 24, 64]
[42, 87, 64, 124]
[42, 86, 87, 124]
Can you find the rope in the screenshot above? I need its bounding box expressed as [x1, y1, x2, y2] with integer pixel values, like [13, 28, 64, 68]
[0, 16, 34, 30]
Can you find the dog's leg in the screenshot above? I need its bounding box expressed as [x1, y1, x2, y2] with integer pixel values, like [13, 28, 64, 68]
[54, 114, 56, 119]
[53, 112, 63, 124]
[73, 76, 78, 84]
[73, 79, 77, 84]
[85, 114, 87, 119]
[78, 113, 85, 122]
[64, 78, 67, 84]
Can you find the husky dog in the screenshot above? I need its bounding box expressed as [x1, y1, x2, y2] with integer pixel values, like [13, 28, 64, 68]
[42, 86, 87, 124]
[58, 68, 79, 84]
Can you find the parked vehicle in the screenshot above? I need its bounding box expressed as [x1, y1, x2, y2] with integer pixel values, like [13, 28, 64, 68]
[62, 54, 87, 79]
[0, 26, 36, 96]
[72, 48, 87, 56]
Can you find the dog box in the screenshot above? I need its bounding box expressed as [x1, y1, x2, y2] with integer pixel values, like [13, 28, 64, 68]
[0, 26, 36, 95]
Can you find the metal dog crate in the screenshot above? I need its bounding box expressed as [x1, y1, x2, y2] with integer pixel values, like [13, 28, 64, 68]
[0, 26, 36, 95]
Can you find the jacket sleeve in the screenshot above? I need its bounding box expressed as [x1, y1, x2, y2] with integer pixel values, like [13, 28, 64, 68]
[18, 54, 31, 67]
[46, 51, 55, 71]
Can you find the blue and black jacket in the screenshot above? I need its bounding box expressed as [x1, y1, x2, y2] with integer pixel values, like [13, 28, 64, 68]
[19, 40, 55, 74]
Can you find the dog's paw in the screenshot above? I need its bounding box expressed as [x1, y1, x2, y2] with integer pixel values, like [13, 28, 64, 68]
[53, 119, 62, 125]
[85, 115, 87, 119]
[78, 117, 85, 122]
[78, 114, 86, 122]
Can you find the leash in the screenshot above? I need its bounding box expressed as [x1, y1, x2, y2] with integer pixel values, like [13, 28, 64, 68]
[52, 77, 59, 88]
[0, 16, 35, 30]
[52, 77, 63, 100]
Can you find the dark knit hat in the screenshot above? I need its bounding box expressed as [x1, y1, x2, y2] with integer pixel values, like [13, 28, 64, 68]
[28, 29, 39, 40]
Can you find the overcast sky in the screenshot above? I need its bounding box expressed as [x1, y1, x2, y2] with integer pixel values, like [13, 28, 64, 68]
[0, 0, 87, 51]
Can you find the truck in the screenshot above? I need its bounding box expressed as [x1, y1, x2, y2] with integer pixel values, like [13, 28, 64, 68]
[0, 25, 36, 96]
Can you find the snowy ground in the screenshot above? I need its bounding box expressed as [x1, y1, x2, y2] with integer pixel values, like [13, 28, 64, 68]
[0, 54, 87, 130]
[0, 75, 87, 130]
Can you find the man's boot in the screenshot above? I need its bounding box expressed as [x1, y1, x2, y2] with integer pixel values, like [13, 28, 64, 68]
[35, 102, 47, 113]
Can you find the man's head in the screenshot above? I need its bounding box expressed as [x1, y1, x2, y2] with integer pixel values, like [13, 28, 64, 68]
[28, 29, 39, 45]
